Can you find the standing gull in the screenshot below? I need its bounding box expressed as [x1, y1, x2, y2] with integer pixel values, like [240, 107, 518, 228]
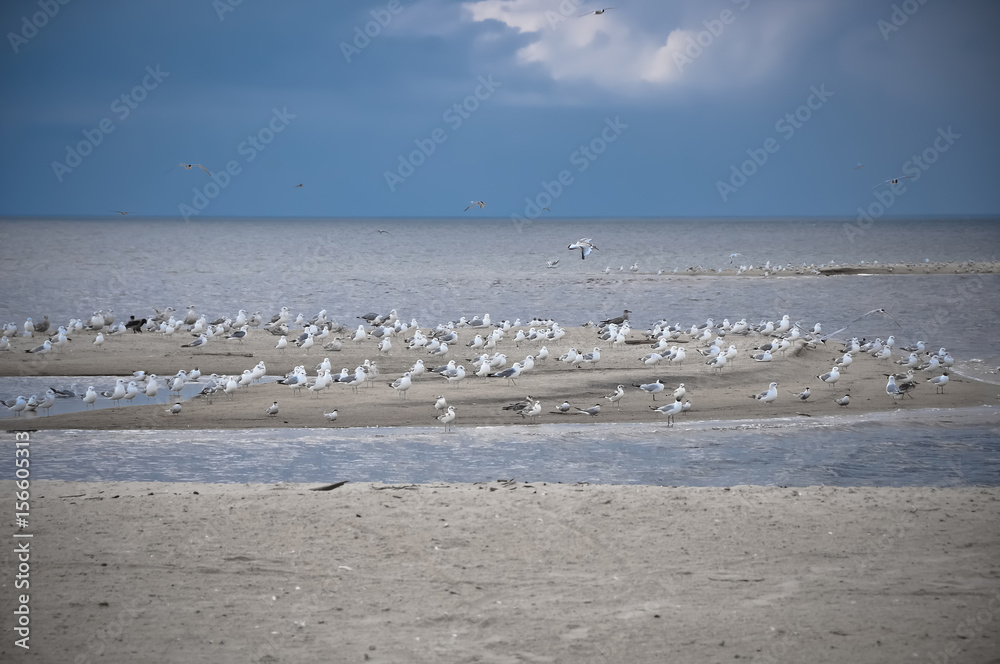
[437, 406, 456, 431]
[750, 382, 779, 404]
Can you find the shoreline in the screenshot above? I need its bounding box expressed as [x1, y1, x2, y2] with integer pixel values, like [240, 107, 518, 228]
[2, 325, 993, 430]
[6, 480, 998, 663]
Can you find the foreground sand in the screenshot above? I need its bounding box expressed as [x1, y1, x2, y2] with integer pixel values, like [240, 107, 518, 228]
[2, 481, 997, 663]
[1, 324, 992, 430]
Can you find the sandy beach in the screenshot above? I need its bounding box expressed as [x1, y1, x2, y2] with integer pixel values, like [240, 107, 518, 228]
[1, 322, 993, 430]
[1, 480, 996, 663]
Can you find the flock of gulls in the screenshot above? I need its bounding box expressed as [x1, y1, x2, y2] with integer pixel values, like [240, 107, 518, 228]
[1, 297, 962, 429]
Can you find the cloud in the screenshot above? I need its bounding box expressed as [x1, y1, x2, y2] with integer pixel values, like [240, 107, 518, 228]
[457, 0, 841, 100]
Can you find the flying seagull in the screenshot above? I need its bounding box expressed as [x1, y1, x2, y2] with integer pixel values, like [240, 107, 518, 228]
[581, 7, 614, 16]
[821, 308, 901, 342]
[113, 210, 131, 215]
[178, 163, 211, 175]
[568, 238, 598, 260]
[872, 176, 913, 189]
[295, 183, 304, 188]
[854, 163, 865, 170]
[464, 201, 486, 211]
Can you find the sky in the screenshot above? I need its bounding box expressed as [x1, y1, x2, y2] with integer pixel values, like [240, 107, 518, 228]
[1, 0, 998, 220]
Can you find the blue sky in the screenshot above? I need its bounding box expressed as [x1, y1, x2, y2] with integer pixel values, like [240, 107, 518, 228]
[1, 0, 998, 219]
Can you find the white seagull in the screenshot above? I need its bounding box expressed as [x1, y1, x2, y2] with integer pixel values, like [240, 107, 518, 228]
[567, 238, 599, 260]
[437, 405, 456, 431]
[751, 382, 778, 404]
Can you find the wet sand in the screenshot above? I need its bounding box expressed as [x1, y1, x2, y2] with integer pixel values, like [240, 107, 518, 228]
[0, 325, 991, 430]
[4, 480, 997, 663]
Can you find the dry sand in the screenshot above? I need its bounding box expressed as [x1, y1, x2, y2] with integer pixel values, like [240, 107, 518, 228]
[2, 480, 997, 663]
[1, 324, 993, 430]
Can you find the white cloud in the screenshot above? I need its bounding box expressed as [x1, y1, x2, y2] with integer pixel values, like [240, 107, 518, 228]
[457, 0, 840, 99]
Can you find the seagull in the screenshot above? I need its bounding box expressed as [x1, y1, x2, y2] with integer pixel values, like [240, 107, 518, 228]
[873, 176, 913, 189]
[547, 260, 560, 269]
[635, 379, 665, 400]
[4, 396, 28, 416]
[836, 394, 851, 407]
[113, 210, 131, 215]
[437, 405, 457, 431]
[182, 334, 208, 349]
[568, 238, 599, 260]
[821, 309, 902, 342]
[604, 384, 625, 409]
[295, 183, 304, 188]
[818, 367, 841, 386]
[886, 375, 905, 402]
[376, 229, 392, 235]
[521, 399, 542, 421]
[36, 389, 56, 415]
[82, 387, 98, 408]
[927, 372, 949, 394]
[728, 253, 743, 264]
[464, 201, 486, 211]
[227, 326, 248, 343]
[389, 372, 412, 398]
[650, 398, 684, 425]
[25, 339, 52, 355]
[178, 163, 211, 175]
[581, 7, 614, 16]
[672, 383, 686, 401]
[854, 162, 865, 170]
[434, 395, 448, 412]
[600, 309, 631, 326]
[491, 363, 522, 386]
[503, 396, 536, 416]
[750, 382, 778, 404]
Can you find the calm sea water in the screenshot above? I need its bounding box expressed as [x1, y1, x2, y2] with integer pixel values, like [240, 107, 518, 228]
[2, 217, 999, 485]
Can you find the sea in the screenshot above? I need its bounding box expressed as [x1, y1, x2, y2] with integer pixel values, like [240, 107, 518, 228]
[1, 216, 999, 486]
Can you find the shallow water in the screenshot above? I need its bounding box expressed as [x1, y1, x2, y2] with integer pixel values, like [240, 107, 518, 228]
[7, 408, 999, 486]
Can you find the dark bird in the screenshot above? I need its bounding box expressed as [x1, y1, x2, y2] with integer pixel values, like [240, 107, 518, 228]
[125, 316, 147, 333]
[600, 309, 631, 327]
